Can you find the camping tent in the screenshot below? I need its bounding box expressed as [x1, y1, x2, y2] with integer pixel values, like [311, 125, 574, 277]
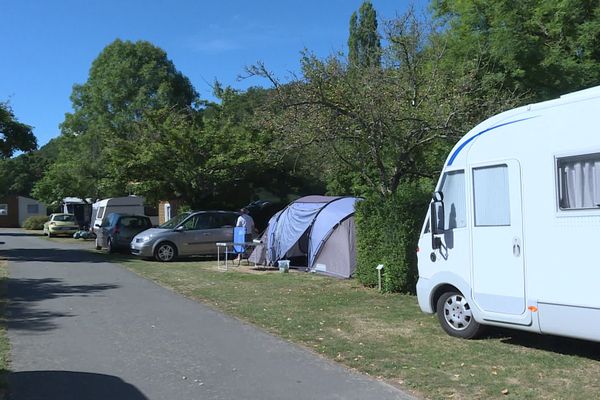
[248, 196, 361, 278]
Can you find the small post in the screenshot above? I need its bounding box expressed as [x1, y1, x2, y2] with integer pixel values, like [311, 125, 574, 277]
[376, 264, 384, 292]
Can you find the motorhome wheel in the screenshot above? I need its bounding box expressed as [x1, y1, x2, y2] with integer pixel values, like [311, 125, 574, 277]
[436, 291, 483, 339]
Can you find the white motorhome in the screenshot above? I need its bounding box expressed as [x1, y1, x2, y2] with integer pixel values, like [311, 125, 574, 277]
[417, 85, 600, 342]
[91, 196, 145, 234]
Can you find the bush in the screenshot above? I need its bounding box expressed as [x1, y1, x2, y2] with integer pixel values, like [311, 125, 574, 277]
[22, 215, 49, 230]
[354, 183, 430, 293]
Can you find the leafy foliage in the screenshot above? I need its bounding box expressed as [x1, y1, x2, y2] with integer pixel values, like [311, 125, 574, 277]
[63, 39, 199, 138]
[0, 152, 51, 197]
[32, 132, 110, 206]
[434, 0, 600, 100]
[34, 40, 200, 206]
[22, 215, 48, 230]
[354, 183, 430, 293]
[250, 8, 517, 197]
[348, 1, 381, 68]
[112, 106, 263, 208]
[0, 102, 37, 158]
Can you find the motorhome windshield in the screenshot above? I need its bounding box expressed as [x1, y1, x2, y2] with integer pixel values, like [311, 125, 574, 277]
[159, 213, 190, 229]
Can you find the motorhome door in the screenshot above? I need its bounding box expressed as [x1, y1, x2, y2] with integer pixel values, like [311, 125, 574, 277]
[471, 160, 525, 316]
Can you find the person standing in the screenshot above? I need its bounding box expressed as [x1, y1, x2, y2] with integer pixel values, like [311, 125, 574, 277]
[236, 208, 256, 240]
[235, 208, 256, 262]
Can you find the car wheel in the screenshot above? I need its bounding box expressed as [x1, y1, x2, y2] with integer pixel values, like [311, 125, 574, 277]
[154, 242, 177, 262]
[107, 237, 115, 254]
[95, 238, 102, 251]
[436, 291, 483, 339]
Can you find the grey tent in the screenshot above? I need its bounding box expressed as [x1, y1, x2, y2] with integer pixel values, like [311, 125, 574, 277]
[248, 196, 361, 278]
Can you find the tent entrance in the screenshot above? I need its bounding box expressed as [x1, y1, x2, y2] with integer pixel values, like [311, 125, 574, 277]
[284, 229, 310, 267]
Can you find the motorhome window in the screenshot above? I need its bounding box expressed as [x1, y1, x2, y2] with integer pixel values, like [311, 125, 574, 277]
[473, 165, 510, 226]
[0, 204, 7, 216]
[97, 207, 106, 219]
[439, 170, 466, 229]
[557, 153, 600, 210]
[27, 204, 39, 214]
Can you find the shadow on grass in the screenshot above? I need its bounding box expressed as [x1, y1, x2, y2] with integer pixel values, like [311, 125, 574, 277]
[7, 277, 119, 332]
[485, 327, 600, 361]
[8, 370, 147, 400]
[110, 252, 224, 263]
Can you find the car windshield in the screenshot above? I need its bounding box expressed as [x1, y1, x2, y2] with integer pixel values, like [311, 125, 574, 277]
[159, 213, 190, 229]
[54, 214, 75, 222]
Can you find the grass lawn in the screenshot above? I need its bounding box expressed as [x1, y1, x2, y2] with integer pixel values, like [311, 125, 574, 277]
[109, 255, 600, 400]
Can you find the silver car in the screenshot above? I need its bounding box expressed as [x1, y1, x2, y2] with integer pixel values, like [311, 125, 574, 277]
[130, 211, 240, 262]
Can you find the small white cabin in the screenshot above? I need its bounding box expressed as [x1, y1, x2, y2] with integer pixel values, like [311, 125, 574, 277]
[417, 85, 600, 342]
[91, 196, 145, 232]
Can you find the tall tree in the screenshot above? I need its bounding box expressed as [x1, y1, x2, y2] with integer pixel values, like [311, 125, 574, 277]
[0, 102, 37, 158]
[348, 1, 382, 68]
[63, 39, 199, 138]
[249, 9, 518, 197]
[433, 0, 600, 100]
[35, 39, 201, 205]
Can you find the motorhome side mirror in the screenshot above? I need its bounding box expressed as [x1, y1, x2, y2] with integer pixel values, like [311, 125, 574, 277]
[432, 191, 443, 202]
[430, 196, 445, 250]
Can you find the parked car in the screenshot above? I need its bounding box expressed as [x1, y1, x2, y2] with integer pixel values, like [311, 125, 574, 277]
[43, 213, 79, 237]
[95, 213, 153, 253]
[130, 211, 239, 262]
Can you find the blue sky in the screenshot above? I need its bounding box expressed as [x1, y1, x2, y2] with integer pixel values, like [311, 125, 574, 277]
[1, 1, 422, 147]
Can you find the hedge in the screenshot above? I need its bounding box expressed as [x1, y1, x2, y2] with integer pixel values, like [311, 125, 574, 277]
[22, 215, 49, 230]
[354, 183, 430, 293]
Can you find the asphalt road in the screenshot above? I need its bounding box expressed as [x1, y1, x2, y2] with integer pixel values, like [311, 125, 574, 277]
[1, 228, 414, 400]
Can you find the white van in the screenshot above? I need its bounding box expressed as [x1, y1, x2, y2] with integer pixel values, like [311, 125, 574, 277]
[91, 196, 145, 234]
[417, 85, 600, 342]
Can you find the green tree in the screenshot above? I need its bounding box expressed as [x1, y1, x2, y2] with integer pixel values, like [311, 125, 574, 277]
[348, 1, 381, 68]
[0, 141, 58, 198]
[434, 0, 600, 100]
[0, 102, 37, 158]
[63, 39, 199, 138]
[109, 104, 265, 209]
[36, 39, 201, 205]
[250, 8, 517, 197]
[32, 133, 109, 206]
